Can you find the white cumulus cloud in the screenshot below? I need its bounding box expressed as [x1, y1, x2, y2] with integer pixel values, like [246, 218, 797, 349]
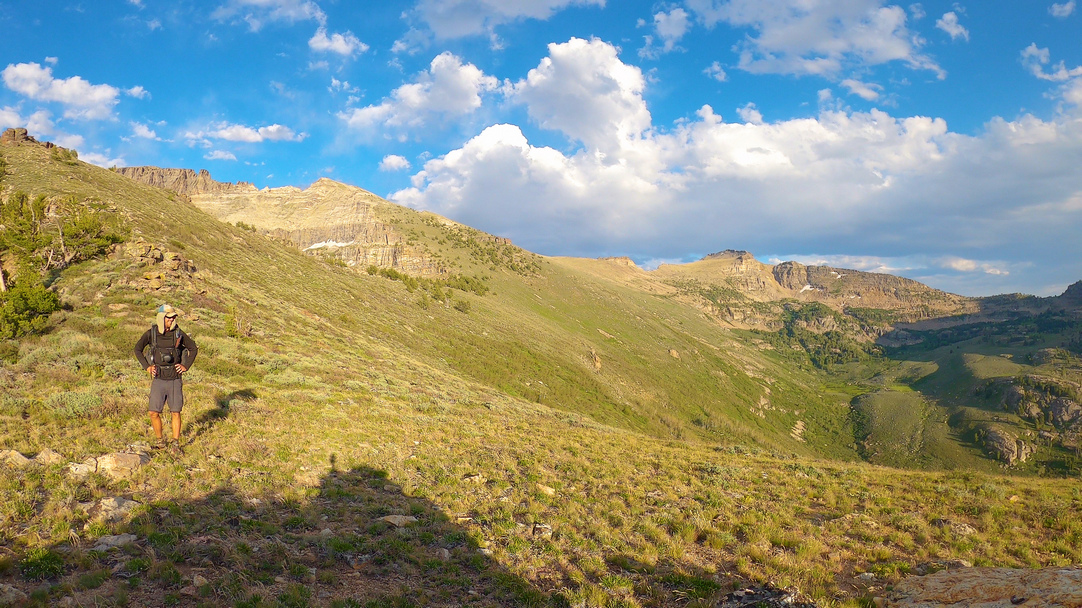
[683, 0, 943, 78]
[379, 155, 412, 171]
[390, 38, 1082, 296]
[1, 62, 127, 120]
[935, 11, 969, 41]
[185, 121, 306, 144]
[204, 150, 237, 161]
[309, 27, 368, 57]
[704, 61, 727, 82]
[130, 121, 160, 140]
[640, 8, 690, 59]
[338, 52, 498, 136]
[1050, 1, 1076, 18]
[1020, 44, 1082, 82]
[511, 38, 651, 155]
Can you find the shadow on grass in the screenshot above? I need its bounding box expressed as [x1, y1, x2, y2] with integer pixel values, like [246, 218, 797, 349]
[7, 462, 548, 607]
[184, 389, 259, 442]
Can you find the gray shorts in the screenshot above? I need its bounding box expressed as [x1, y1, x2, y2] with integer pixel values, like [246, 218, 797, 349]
[149, 378, 184, 413]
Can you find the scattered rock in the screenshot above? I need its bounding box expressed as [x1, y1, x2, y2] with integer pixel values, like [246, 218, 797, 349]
[718, 585, 818, 607]
[536, 483, 556, 497]
[179, 585, 198, 596]
[668, 349, 680, 359]
[912, 559, 973, 576]
[56, 596, 75, 608]
[68, 457, 98, 478]
[96, 452, 150, 478]
[34, 448, 65, 465]
[882, 566, 1082, 607]
[0, 449, 31, 468]
[92, 533, 137, 551]
[379, 515, 417, 527]
[90, 497, 140, 523]
[463, 473, 486, 484]
[320, 528, 334, 537]
[0, 583, 28, 605]
[438, 548, 451, 560]
[192, 574, 208, 587]
[531, 523, 553, 538]
[931, 518, 978, 537]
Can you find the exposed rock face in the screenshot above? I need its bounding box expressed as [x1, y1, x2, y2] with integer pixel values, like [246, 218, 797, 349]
[118, 168, 444, 276]
[882, 566, 1082, 607]
[116, 166, 255, 195]
[1, 127, 55, 148]
[600, 256, 638, 268]
[773, 261, 809, 290]
[978, 426, 1034, 465]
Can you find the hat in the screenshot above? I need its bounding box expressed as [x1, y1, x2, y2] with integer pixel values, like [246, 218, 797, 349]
[156, 304, 179, 333]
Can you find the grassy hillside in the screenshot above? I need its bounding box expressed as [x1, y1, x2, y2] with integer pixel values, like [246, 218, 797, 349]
[1, 142, 1081, 607]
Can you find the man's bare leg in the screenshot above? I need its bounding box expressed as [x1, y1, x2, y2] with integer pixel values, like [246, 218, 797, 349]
[150, 411, 163, 439]
[171, 412, 182, 442]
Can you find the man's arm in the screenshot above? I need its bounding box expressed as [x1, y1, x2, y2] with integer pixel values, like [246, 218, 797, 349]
[178, 329, 198, 371]
[133, 329, 152, 370]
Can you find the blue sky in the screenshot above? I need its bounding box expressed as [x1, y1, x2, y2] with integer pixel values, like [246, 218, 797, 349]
[1, 1, 1080, 297]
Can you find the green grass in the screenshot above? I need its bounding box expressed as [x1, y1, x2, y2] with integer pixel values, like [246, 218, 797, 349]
[1, 142, 1082, 606]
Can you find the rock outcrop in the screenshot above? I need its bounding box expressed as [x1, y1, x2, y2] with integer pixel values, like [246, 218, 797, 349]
[116, 166, 254, 196]
[773, 261, 809, 291]
[978, 426, 1034, 465]
[882, 566, 1082, 607]
[2, 127, 55, 148]
[117, 168, 445, 276]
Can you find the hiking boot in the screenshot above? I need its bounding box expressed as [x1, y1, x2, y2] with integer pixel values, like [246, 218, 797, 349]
[153, 437, 168, 450]
[170, 440, 184, 455]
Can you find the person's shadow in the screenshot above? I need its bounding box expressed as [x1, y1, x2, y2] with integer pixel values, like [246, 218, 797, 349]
[89, 462, 543, 606]
[184, 389, 259, 442]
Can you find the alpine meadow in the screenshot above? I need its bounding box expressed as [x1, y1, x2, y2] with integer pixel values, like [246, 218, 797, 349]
[0, 129, 1081, 607]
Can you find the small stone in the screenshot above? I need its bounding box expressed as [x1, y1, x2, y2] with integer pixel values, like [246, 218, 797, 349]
[379, 515, 417, 527]
[858, 572, 876, 580]
[439, 548, 451, 560]
[0, 449, 32, 467]
[93, 497, 141, 522]
[536, 483, 556, 497]
[479, 548, 493, 556]
[463, 473, 486, 484]
[669, 349, 680, 358]
[57, 596, 75, 608]
[192, 574, 208, 587]
[274, 576, 287, 584]
[320, 528, 334, 536]
[531, 523, 553, 538]
[33, 448, 66, 465]
[92, 533, 137, 551]
[180, 586, 198, 596]
[96, 452, 150, 479]
[68, 457, 98, 478]
[0, 584, 28, 604]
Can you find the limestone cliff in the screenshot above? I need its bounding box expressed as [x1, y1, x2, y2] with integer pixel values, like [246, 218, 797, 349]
[117, 168, 443, 276]
[116, 166, 255, 195]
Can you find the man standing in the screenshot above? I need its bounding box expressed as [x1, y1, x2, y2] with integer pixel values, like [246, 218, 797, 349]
[134, 304, 198, 454]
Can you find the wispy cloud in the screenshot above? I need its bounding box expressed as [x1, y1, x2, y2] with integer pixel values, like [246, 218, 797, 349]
[936, 11, 969, 41]
[1050, 1, 1076, 18]
[379, 155, 411, 171]
[212, 0, 326, 31]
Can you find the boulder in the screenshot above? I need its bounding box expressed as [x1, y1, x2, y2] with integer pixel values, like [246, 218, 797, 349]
[979, 427, 1034, 465]
[91, 533, 137, 551]
[882, 566, 1082, 607]
[96, 452, 150, 478]
[34, 448, 65, 465]
[0, 450, 31, 468]
[90, 497, 140, 523]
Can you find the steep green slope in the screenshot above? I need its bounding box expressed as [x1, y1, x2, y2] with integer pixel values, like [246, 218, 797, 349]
[3, 140, 1082, 607]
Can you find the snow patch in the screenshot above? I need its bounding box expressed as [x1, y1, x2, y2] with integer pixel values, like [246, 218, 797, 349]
[800, 284, 814, 293]
[305, 240, 356, 250]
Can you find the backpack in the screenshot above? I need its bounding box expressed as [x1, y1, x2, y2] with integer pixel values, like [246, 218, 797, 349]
[150, 326, 183, 380]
